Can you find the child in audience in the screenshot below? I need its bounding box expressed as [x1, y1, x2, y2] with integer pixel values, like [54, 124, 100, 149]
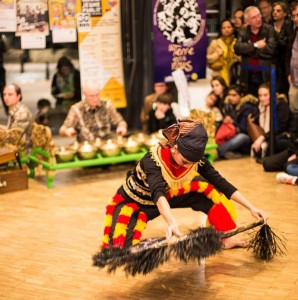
[147, 93, 177, 134]
[217, 85, 258, 159]
[35, 98, 52, 126]
[211, 76, 228, 114]
[199, 91, 223, 129]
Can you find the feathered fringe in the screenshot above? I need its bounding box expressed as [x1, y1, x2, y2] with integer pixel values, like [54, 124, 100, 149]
[170, 227, 222, 262]
[248, 223, 287, 261]
[93, 220, 287, 276]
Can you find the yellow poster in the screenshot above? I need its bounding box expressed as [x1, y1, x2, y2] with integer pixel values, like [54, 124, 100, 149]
[48, 0, 76, 29]
[78, 0, 127, 108]
[48, 0, 77, 42]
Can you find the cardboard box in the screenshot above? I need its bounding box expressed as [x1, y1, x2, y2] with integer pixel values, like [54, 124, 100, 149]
[0, 167, 28, 194]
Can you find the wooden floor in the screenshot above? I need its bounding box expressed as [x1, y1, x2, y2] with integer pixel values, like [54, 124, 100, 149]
[0, 157, 297, 300]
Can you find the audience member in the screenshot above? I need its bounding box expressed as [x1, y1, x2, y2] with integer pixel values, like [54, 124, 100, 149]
[234, 6, 277, 97]
[289, 0, 298, 12]
[217, 85, 258, 159]
[35, 98, 51, 125]
[262, 111, 298, 173]
[286, 3, 298, 112]
[51, 56, 81, 109]
[0, 83, 33, 148]
[210, 75, 228, 114]
[59, 82, 127, 142]
[207, 19, 240, 86]
[232, 8, 245, 37]
[147, 93, 177, 134]
[0, 34, 7, 115]
[272, 2, 293, 95]
[276, 172, 298, 185]
[252, 83, 291, 160]
[199, 91, 223, 129]
[258, 0, 273, 25]
[140, 81, 180, 133]
[35, 98, 66, 135]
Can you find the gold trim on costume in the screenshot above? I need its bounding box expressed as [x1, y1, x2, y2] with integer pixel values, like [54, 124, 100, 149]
[135, 163, 149, 187]
[123, 179, 155, 206]
[150, 144, 198, 189]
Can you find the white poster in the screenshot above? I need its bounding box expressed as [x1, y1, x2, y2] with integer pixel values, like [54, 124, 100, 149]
[21, 34, 46, 48]
[78, 0, 127, 108]
[52, 28, 77, 43]
[0, 0, 17, 32]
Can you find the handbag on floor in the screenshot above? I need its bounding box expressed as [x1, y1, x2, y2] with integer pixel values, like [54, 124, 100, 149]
[247, 114, 264, 142]
[215, 123, 237, 145]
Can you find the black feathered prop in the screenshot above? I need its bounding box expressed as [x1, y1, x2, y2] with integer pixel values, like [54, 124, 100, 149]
[93, 219, 286, 276]
[248, 223, 287, 261]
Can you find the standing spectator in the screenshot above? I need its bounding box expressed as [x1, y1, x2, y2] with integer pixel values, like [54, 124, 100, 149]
[0, 83, 33, 148]
[272, 2, 293, 95]
[234, 6, 277, 97]
[51, 56, 81, 109]
[0, 34, 7, 115]
[252, 83, 291, 160]
[217, 85, 258, 159]
[232, 8, 245, 37]
[286, 3, 298, 112]
[289, 1, 298, 12]
[207, 19, 240, 86]
[140, 82, 181, 133]
[258, 0, 273, 25]
[147, 93, 177, 134]
[210, 76, 228, 114]
[59, 82, 127, 142]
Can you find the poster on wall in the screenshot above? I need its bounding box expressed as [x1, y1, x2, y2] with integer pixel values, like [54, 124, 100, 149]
[152, 0, 208, 83]
[81, 0, 102, 17]
[16, 0, 49, 36]
[0, 0, 17, 32]
[21, 34, 46, 48]
[49, 0, 77, 43]
[78, 0, 127, 108]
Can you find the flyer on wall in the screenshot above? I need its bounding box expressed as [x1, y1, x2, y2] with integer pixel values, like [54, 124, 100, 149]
[0, 0, 17, 32]
[16, 0, 49, 36]
[78, 0, 127, 108]
[49, 0, 77, 43]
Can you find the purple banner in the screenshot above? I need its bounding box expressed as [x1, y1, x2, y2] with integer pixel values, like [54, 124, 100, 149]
[152, 0, 208, 83]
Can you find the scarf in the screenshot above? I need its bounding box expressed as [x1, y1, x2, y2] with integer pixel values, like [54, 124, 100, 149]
[259, 103, 270, 133]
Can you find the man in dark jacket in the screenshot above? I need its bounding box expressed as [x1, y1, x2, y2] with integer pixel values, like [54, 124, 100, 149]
[234, 6, 277, 97]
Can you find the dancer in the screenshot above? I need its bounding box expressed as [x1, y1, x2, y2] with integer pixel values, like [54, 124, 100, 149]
[97, 119, 268, 253]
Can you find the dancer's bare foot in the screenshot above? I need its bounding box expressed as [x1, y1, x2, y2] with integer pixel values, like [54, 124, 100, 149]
[222, 236, 249, 249]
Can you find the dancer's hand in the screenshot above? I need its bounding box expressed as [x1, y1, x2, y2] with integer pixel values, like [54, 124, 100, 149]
[166, 221, 183, 240]
[250, 206, 268, 222]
